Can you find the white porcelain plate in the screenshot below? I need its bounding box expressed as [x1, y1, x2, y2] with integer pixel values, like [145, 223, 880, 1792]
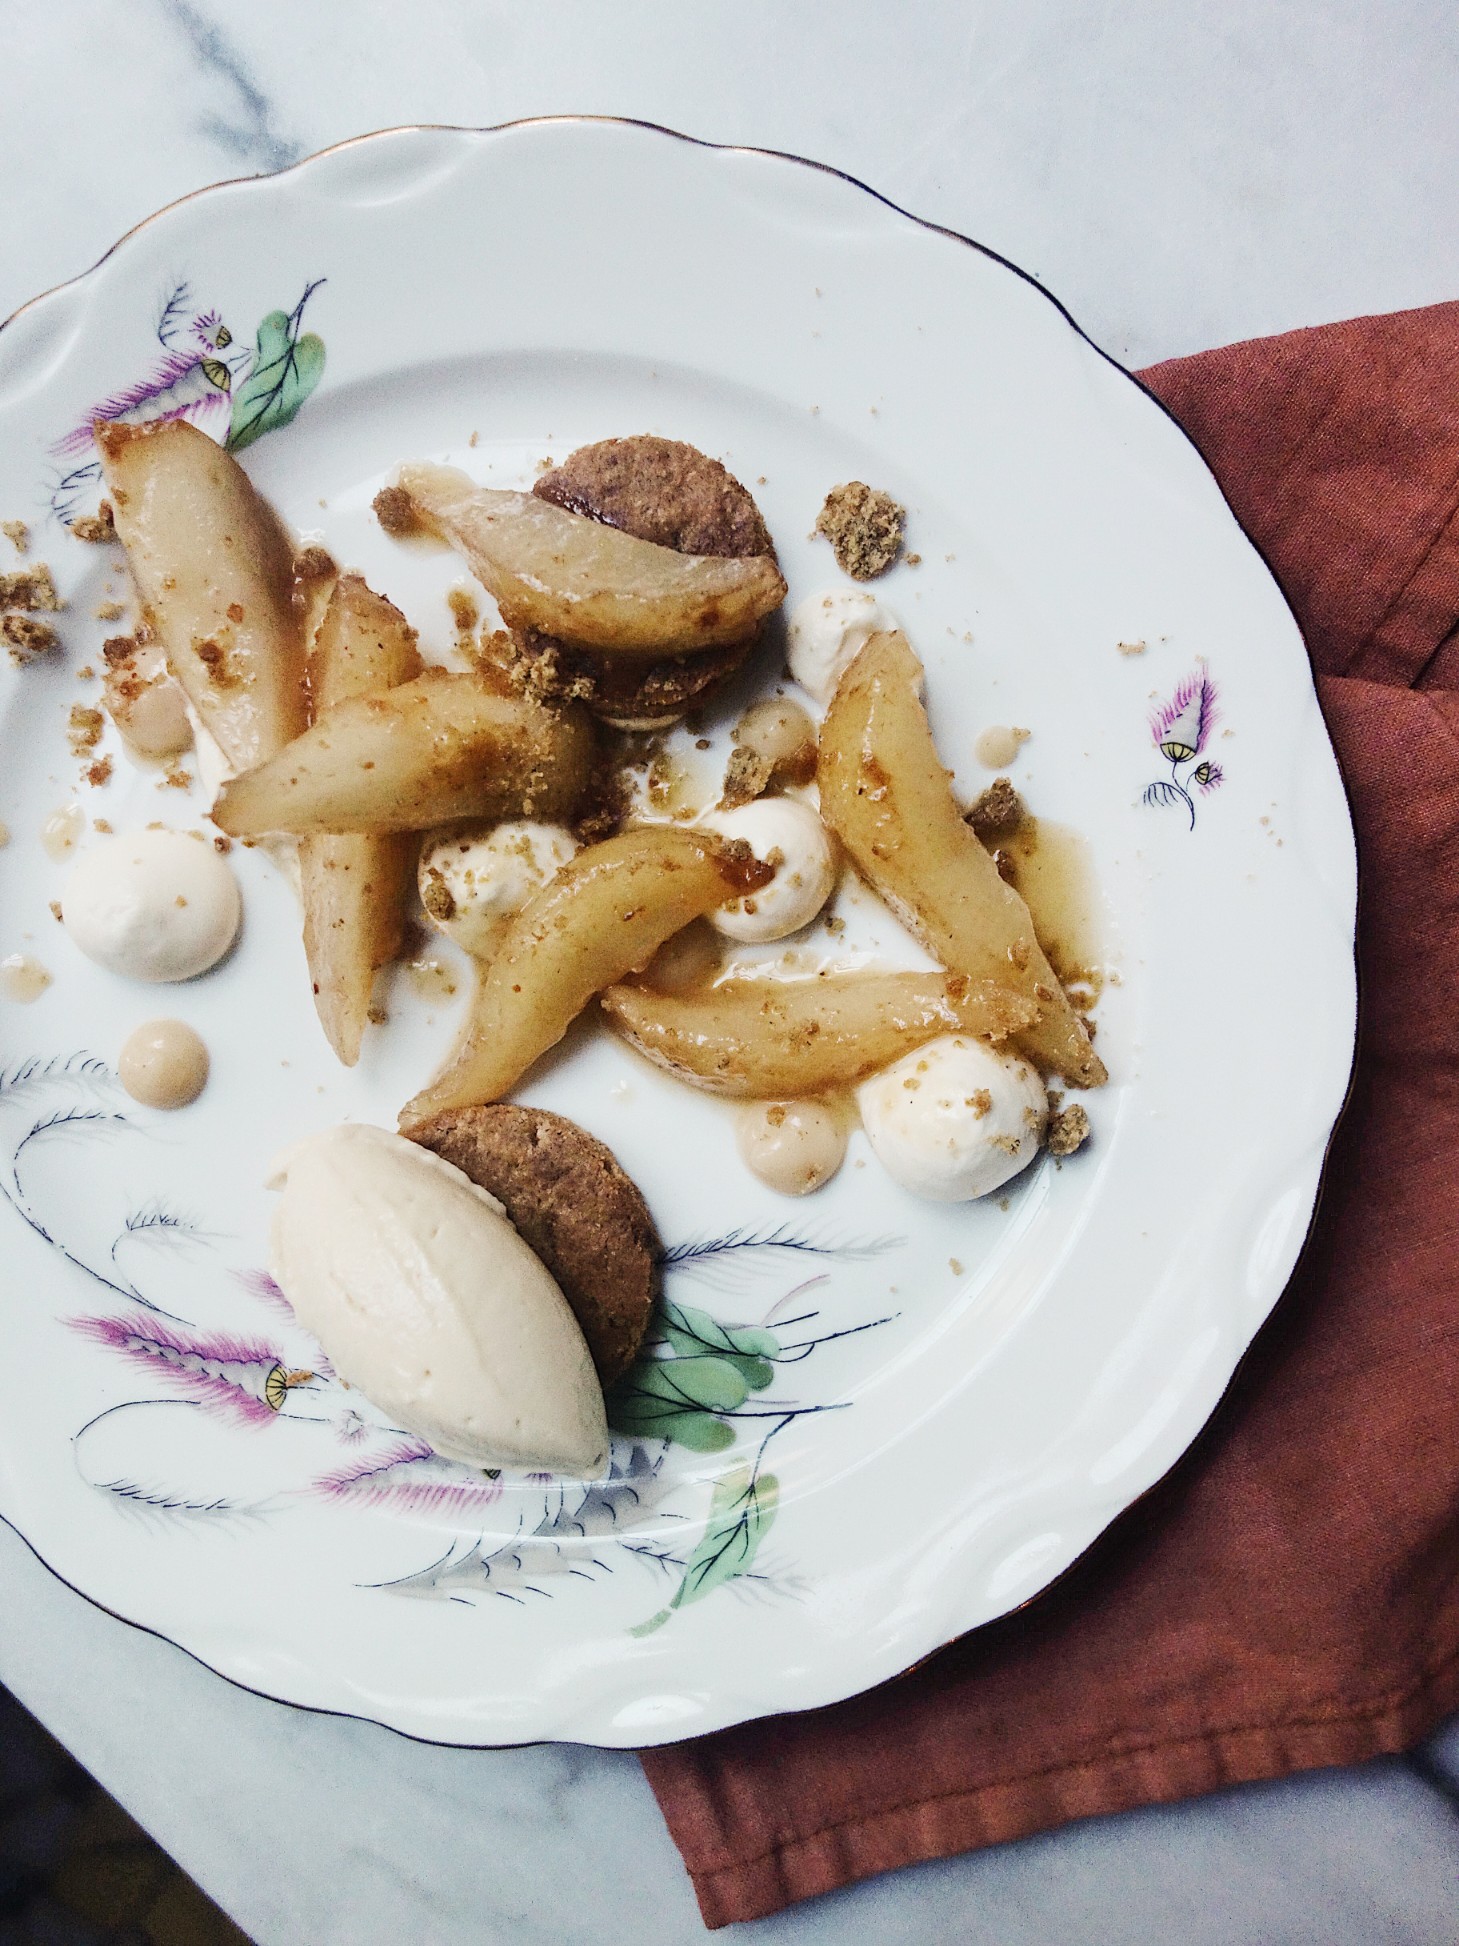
[0, 120, 1355, 1746]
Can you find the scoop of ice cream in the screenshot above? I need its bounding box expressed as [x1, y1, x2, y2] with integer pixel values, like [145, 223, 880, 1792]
[787, 588, 901, 704]
[701, 798, 837, 943]
[62, 829, 241, 983]
[266, 1124, 608, 1476]
[857, 1034, 1047, 1200]
[419, 821, 579, 957]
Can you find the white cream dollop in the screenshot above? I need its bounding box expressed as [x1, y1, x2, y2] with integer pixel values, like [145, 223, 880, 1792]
[787, 588, 901, 704]
[62, 830, 241, 982]
[857, 1035, 1047, 1201]
[266, 1124, 608, 1476]
[419, 821, 579, 957]
[702, 798, 837, 943]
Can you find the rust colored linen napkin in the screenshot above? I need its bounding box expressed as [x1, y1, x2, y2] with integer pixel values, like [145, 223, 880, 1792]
[640, 301, 1459, 1928]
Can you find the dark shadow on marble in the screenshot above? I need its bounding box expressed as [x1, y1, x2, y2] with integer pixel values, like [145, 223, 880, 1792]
[0, 1684, 251, 1946]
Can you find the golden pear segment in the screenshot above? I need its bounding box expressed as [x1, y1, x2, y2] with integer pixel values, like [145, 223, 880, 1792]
[817, 631, 1106, 1088]
[212, 670, 593, 837]
[299, 575, 424, 1065]
[400, 828, 754, 1126]
[395, 463, 786, 659]
[96, 419, 307, 771]
[602, 972, 1036, 1098]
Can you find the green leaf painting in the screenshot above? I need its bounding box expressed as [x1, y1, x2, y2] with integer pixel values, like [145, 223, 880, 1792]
[605, 1298, 781, 1452]
[226, 281, 326, 454]
[632, 1465, 780, 1636]
[607, 1365, 739, 1453]
[604, 1253, 895, 1633]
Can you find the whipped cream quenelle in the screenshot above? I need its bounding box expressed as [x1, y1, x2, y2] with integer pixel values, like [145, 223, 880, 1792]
[419, 821, 579, 957]
[857, 1034, 1047, 1201]
[787, 588, 901, 704]
[266, 1125, 608, 1476]
[62, 829, 241, 982]
[701, 798, 837, 943]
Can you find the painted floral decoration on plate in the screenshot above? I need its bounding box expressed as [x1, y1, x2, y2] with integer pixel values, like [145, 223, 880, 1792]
[0, 1054, 896, 1638]
[48, 279, 326, 522]
[1143, 663, 1224, 829]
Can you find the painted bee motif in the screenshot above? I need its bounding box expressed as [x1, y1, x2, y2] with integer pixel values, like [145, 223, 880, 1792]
[53, 284, 246, 461]
[1143, 664, 1226, 829]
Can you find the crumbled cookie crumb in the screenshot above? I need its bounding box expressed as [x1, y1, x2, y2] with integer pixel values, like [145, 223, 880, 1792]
[67, 704, 105, 756]
[0, 563, 61, 612]
[195, 638, 239, 688]
[95, 601, 126, 622]
[159, 767, 193, 790]
[494, 628, 597, 706]
[966, 776, 1026, 838]
[1117, 639, 1146, 657]
[420, 867, 457, 924]
[4, 614, 60, 664]
[85, 755, 113, 788]
[904, 552, 922, 567]
[1046, 1103, 1091, 1157]
[814, 481, 906, 580]
[2, 520, 29, 554]
[447, 588, 479, 635]
[571, 752, 632, 846]
[294, 543, 337, 583]
[366, 1003, 390, 1026]
[49, 900, 62, 922]
[720, 744, 774, 810]
[93, 818, 113, 834]
[212, 834, 232, 854]
[70, 501, 116, 544]
[372, 486, 420, 537]
[76, 664, 94, 680]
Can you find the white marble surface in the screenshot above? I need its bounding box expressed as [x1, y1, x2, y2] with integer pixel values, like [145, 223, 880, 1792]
[4, 4, 1459, 1941]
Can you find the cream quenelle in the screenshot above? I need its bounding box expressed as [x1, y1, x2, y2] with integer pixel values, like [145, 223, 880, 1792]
[787, 588, 901, 704]
[857, 1035, 1048, 1200]
[266, 1124, 608, 1476]
[419, 820, 579, 958]
[62, 829, 241, 982]
[701, 798, 837, 943]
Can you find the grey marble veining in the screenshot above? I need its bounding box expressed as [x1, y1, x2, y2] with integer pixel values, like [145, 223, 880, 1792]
[4, 4, 1459, 1940]
[8, 0, 1459, 366]
[153, 0, 306, 174]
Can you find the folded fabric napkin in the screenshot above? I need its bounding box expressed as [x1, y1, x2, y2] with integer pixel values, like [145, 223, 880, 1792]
[640, 301, 1459, 1928]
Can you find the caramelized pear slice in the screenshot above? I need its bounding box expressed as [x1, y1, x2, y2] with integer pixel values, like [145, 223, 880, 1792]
[394, 463, 786, 659]
[96, 419, 306, 770]
[299, 575, 423, 1065]
[817, 631, 1106, 1087]
[213, 670, 593, 837]
[399, 827, 764, 1126]
[602, 972, 1035, 1098]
